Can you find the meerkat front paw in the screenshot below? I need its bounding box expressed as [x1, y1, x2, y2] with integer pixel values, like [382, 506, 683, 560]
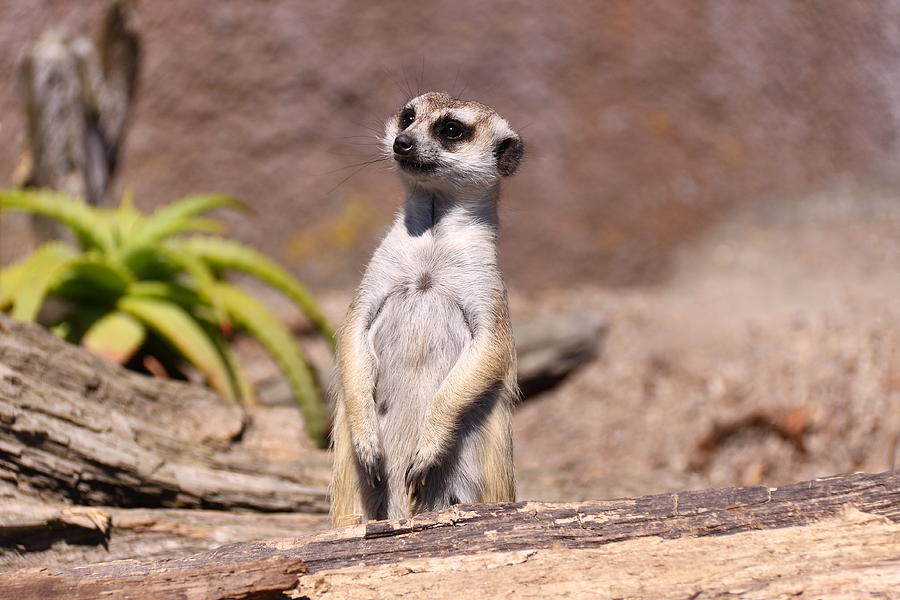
[404, 459, 426, 503]
[404, 443, 442, 506]
[353, 434, 385, 489]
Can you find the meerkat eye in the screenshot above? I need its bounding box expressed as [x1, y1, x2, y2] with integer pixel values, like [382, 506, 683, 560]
[440, 120, 466, 140]
[399, 109, 415, 129]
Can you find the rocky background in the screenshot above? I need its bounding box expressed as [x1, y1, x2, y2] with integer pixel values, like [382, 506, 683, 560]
[1, 1, 898, 502]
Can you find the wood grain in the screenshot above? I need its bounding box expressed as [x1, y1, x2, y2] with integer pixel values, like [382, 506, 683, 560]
[1, 470, 896, 599]
[0, 313, 329, 512]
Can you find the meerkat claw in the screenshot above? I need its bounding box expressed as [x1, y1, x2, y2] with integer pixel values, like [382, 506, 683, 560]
[359, 453, 385, 489]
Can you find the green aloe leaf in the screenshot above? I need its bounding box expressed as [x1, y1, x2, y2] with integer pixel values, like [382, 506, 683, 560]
[50, 304, 109, 343]
[126, 281, 220, 326]
[155, 245, 229, 328]
[118, 295, 238, 403]
[131, 194, 247, 247]
[119, 245, 180, 281]
[178, 217, 228, 235]
[50, 255, 132, 305]
[50, 320, 74, 340]
[82, 311, 146, 364]
[207, 327, 257, 405]
[216, 282, 326, 446]
[111, 188, 145, 243]
[0, 189, 114, 251]
[127, 280, 204, 308]
[120, 244, 228, 328]
[178, 236, 334, 347]
[0, 257, 31, 310]
[9, 242, 79, 322]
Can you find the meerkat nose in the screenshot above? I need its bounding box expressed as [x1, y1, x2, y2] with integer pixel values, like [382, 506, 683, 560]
[393, 134, 415, 156]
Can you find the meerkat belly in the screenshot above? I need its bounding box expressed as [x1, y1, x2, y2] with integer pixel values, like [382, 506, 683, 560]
[367, 276, 475, 516]
[369, 282, 470, 445]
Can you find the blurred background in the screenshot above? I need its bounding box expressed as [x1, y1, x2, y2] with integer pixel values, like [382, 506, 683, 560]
[1, 1, 898, 501]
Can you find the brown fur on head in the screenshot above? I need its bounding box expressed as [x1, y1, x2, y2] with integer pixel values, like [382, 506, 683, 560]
[383, 92, 524, 189]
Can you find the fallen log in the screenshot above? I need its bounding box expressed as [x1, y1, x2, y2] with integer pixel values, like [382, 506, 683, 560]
[0, 470, 896, 599]
[0, 312, 330, 512]
[0, 502, 329, 570]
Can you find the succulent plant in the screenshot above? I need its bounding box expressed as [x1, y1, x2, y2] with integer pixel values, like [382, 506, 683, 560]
[0, 188, 333, 447]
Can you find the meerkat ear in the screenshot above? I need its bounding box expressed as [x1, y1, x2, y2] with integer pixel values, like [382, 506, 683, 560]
[494, 136, 524, 177]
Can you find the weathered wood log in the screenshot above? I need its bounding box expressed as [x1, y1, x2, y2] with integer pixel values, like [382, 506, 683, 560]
[0, 470, 896, 599]
[5, 555, 307, 600]
[0, 502, 329, 570]
[0, 501, 111, 553]
[0, 312, 330, 512]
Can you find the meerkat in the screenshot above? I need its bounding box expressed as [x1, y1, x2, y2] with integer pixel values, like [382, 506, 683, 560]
[330, 92, 524, 526]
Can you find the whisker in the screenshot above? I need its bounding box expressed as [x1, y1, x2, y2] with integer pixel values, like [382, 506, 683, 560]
[335, 140, 384, 148]
[401, 68, 415, 100]
[334, 135, 382, 141]
[381, 67, 411, 101]
[322, 156, 389, 176]
[456, 79, 470, 100]
[324, 157, 392, 197]
[450, 66, 462, 98]
[326, 151, 384, 161]
[417, 56, 425, 96]
[350, 121, 384, 137]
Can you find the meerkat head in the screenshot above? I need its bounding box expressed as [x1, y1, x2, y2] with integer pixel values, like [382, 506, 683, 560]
[383, 92, 524, 190]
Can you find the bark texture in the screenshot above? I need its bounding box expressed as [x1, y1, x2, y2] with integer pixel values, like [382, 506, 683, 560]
[0, 502, 329, 570]
[0, 470, 896, 599]
[0, 312, 330, 512]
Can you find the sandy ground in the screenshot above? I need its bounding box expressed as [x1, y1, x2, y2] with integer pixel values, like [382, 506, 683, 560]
[511, 178, 900, 501]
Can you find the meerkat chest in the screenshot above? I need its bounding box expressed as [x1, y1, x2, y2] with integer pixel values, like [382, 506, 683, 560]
[385, 228, 497, 299]
[364, 225, 498, 371]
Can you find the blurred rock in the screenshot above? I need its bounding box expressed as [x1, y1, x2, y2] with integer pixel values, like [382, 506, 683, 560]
[515, 311, 608, 399]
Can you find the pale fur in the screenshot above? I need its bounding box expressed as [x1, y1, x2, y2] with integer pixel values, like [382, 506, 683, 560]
[331, 92, 520, 525]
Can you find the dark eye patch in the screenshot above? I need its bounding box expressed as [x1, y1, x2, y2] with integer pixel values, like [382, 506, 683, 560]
[432, 116, 474, 148]
[399, 108, 415, 130]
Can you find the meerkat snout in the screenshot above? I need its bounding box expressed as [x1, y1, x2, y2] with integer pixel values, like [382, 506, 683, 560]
[384, 91, 524, 187]
[393, 134, 415, 156]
